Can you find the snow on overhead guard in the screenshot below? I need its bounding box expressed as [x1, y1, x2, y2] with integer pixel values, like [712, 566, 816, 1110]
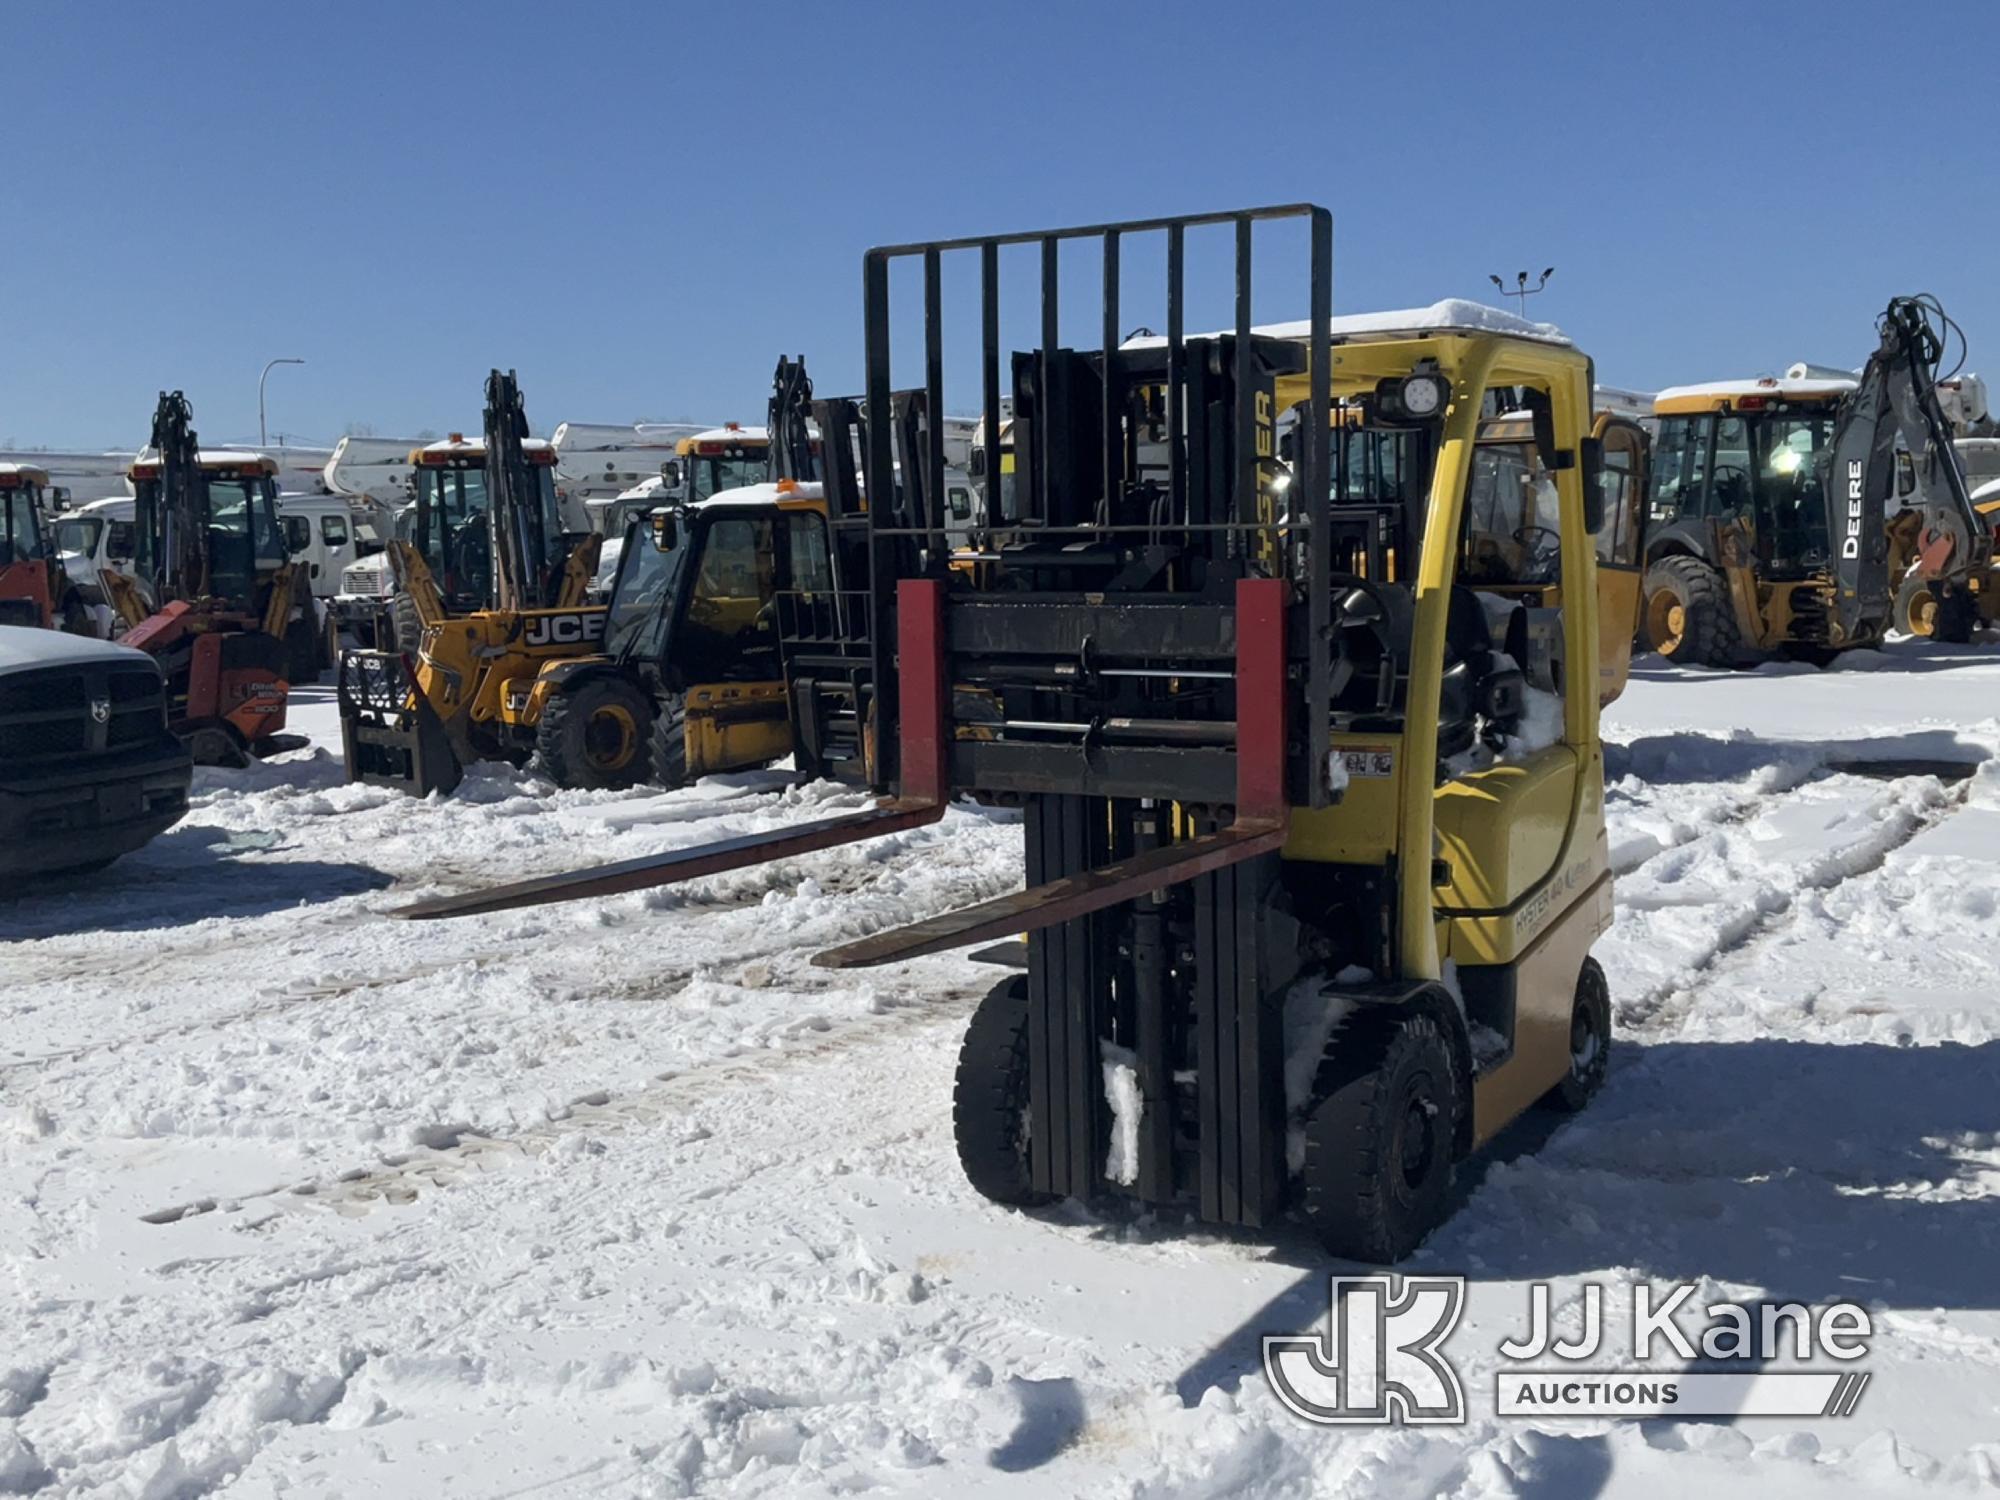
[410, 434, 557, 466]
[126, 448, 279, 481]
[1121, 298, 1571, 351]
[1652, 375, 1858, 415]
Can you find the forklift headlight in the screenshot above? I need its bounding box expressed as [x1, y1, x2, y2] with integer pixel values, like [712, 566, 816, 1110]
[1376, 372, 1447, 421]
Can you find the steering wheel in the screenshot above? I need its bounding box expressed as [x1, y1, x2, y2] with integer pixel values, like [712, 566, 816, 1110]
[1512, 524, 1563, 576]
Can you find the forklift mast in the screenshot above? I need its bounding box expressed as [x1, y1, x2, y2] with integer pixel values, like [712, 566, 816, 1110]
[1827, 295, 1989, 636]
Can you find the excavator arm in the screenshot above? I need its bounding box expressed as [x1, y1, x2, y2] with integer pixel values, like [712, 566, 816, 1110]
[1827, 296, 1988, 639]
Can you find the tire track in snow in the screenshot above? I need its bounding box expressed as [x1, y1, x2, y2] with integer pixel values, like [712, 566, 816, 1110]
[1618, 771, 1969, 1033]
[138, 968, 994, 1225]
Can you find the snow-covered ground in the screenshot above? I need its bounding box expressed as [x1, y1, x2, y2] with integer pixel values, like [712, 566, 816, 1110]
[4, 644, 2000, 1498]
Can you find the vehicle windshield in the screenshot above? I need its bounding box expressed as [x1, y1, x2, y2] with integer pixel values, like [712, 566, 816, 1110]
[55, 516, 101, 557]
[603, 516, 686, 660]
[415, 466, 491, 607]
[1463, 440, 1563, 585]
[204, 477, 287, 601]
[1333, 427, 1423, 506]
[690, 454, 766, 501]
[1748, 412, 1837, 567]
[0, 489, 44, 565]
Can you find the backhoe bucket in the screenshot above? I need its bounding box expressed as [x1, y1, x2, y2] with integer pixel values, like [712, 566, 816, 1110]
[339, 649, 462, 797]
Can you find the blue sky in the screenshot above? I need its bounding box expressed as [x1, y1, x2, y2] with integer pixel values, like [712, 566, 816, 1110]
[4, 0, 1996, 448]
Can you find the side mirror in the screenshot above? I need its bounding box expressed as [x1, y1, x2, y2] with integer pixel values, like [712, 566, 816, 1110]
[660, 459, 682, 491]
[1580, 437, 1606, 534]
[650, 512, 679, 552]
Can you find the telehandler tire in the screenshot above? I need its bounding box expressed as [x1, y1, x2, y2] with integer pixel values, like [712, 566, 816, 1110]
[1542, 957, 1611, 1113]
[1300, 1009, 1461, 1263]
[1643, 556, 1739, 667]
[649, 694, 688, 789]
[535, 676, 653, 790]
[953, 974, 1057, 1209]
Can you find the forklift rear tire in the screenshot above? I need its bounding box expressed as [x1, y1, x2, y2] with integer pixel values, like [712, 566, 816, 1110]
[953, 975, 1057, 1209]
[1643, 556, 1738, 668]
[1300, 1010, 1460, 1263]
[649, 694, 688, 789]
[536, 678, 654, 790]
[1542, 957, 1611, 1113]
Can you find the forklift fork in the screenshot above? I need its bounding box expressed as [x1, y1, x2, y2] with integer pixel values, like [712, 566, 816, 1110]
[394, 578, 956, 920]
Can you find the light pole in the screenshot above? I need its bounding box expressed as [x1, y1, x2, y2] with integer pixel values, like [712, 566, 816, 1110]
[258, 357, 305, 447]
[1488, 268, 1554, 316]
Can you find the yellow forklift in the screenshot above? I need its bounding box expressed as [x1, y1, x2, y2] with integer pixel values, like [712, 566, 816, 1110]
[399, 207, 1616, 1261]
[338, 371, 603, 794]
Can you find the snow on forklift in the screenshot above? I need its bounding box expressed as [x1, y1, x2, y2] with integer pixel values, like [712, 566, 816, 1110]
[102, 394, 311, 765]
[398, 206, 1617, 1261]
[522, 356, 850, 790]
[0, 463, 92, 631]
[1641, 295, 1990, 665]
[338, 371, 604, 796]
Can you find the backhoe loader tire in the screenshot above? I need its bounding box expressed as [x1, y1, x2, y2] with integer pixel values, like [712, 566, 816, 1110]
[1895, 573, 1940, 638]
[389, 592, 424, 654]
[1300, 1009, 1460, 1263]
[1542, 957, 1611, 1113]
[535, 677, 653, 790]
[1643, 556, 1738, 667]
[649, 694, 688, 789]
[953, 975, 1057, 1209]
[1934, 586, 1978, 645]
[59, 594, 93, 636]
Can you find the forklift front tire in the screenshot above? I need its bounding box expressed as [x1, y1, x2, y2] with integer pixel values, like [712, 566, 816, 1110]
[536, 678, 654, 790]
[1542, 956, 1611, 1113]
[953, 975, 1057, 1209]
[1300, 1009, 1461, 1263]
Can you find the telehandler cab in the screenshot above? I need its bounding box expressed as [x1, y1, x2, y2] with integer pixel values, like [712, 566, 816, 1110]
[1642, 295, 1989, 665]
[337, 371, 604, 795]
[107, 394, 312, 765]
[399, 207, 1616, 1261]
[524, 357, 845, 790]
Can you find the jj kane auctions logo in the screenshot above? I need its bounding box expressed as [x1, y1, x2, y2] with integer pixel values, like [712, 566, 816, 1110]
[1263, 1276, 1873, 1424]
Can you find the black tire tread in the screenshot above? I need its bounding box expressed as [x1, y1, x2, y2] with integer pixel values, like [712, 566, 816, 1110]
[1301, 1009, 1461, 1263]
[1544, 956, 1612, 1113]
[535, 676, 653, 790]
[649, 693, 688, 789]
[952, 975, 1055, 1208]
[1645, 555, 1740, 668]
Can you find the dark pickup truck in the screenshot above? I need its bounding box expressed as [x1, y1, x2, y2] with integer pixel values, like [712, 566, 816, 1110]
[0, 629, 192, 876]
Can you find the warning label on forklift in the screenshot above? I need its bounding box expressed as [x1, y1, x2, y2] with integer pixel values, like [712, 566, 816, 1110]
[1334, 746, 1396, 780]
[1263, 1276, 1873, 1424]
